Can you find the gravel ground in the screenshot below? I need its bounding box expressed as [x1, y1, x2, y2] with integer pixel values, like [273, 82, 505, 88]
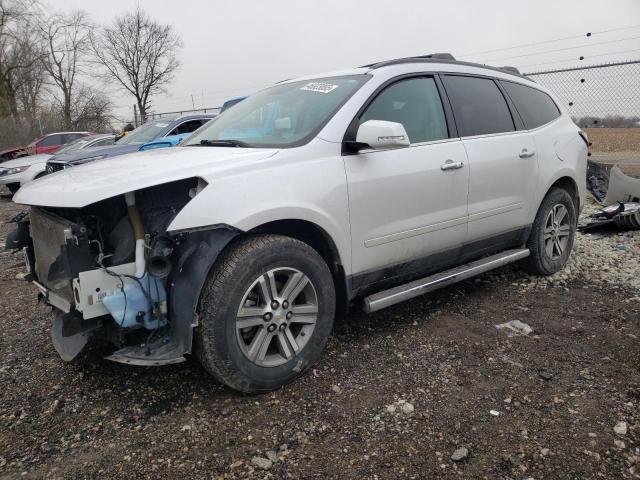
[0, 187, 638, 480]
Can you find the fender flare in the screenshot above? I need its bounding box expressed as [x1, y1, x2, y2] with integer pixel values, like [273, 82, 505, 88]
[532, 169, 581, 221]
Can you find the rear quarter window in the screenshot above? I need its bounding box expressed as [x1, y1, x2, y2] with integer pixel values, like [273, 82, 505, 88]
[443, 75, 515, 137]
[500, 81, 561, 129]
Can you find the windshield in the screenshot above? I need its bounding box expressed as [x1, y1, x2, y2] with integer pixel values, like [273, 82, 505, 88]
[116, 117, 177, 145]
[185, 75, 369, 148]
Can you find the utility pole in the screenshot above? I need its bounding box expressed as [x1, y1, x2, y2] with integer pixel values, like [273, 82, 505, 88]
[133, 104, 138, 127]
[191, 94, 195, 110]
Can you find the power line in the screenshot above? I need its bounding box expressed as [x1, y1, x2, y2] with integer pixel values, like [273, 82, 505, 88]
[461, 24, 640, 57]
[477, 35, 640, 63]
[519, 48, 640, 70]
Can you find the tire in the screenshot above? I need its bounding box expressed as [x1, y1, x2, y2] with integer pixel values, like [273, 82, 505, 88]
[6, 183, 20, 194]
[524, 187, 577, 275]
[195, 234, 336, 393]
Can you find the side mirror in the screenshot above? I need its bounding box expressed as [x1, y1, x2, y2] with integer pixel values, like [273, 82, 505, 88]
[139, 141, 173, 151]
[353, 120, 410, 151]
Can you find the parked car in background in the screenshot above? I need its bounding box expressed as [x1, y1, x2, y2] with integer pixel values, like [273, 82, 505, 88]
[57, 134, 116, 152]
[0, 134, 115, 194]
[138, 133, 193, 151]
[45, 115, 214, 174]
[219, 96, 247, 112]
[0, 145, 28, 163]
[26, 132, 94, 156]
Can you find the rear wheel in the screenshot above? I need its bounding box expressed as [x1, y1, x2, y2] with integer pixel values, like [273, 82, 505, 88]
[196, 234, 336, 393]
[524, 187, 576, 275]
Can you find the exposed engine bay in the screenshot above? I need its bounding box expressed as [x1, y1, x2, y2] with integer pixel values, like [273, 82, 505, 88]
[7, 177, 239, 365]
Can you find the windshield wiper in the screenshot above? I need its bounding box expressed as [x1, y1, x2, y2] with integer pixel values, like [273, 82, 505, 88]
[198, 139, 251, 148]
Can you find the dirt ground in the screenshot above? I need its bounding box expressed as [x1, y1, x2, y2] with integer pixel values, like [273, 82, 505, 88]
[0, 187, 638, 480]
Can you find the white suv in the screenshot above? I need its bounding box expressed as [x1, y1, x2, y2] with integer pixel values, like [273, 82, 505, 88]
[10, 54, 588, 392]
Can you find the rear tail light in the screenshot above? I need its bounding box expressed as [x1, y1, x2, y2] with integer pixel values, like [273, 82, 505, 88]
[578, 130, 591, 147]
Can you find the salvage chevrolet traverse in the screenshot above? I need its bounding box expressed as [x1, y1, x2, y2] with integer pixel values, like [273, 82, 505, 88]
[9, 53, 587, 393]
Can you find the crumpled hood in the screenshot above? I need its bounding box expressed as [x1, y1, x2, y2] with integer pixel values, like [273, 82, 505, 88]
[14, 146, 279, 208]
[1, 153, 52, 169]
[49, 144, 140, 164]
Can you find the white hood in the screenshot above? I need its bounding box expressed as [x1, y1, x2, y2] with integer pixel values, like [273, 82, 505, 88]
[1, 153, 52, 168]
[13, 146, 279, 208]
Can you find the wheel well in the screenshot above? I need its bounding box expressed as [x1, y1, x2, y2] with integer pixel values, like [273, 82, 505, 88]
[549, 176, 579, 213]
[247, 219, 349, 316]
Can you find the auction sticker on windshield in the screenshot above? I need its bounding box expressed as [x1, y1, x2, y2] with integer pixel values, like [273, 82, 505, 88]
[301, 82, 339, 93]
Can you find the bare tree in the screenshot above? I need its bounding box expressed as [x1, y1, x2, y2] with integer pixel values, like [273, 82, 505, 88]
[92, 6, 181, 121]
[14, 31, 45, 125]
[39, 10, 91, 129]
[0, 0, 42, 120]
[69, 83, 112, 131]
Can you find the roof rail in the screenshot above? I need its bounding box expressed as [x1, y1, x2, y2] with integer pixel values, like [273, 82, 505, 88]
[420, 53, 456, 60]
[500, 66, 521, 75]
[360, 55, 532, 81]
[361, 53, 456, 68]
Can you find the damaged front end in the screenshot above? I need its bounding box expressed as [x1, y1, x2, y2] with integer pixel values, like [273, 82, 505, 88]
[7, 178, 238, 365]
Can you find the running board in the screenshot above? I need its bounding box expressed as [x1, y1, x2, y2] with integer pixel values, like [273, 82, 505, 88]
[363, 248, 530, 313]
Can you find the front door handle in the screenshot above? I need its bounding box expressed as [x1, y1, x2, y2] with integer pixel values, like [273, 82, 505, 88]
[519, 148, 535, 158]
[440, 159, 464, 171]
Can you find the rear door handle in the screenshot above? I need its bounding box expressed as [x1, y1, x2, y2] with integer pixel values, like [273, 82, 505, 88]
[440, 159, 464, 171]
[519, 148, 535, 158]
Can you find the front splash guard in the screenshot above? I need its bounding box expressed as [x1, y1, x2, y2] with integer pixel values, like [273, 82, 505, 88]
[106, 341, 187, 366]
[103, 227, 239, 366]
[51, 311, 101, 361]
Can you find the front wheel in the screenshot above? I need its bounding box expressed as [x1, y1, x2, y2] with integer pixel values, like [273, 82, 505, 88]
[524, 187, 577, 275]
[196, 235, 336, 393]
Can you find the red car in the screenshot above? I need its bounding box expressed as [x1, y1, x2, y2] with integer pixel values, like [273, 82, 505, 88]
[0, 145, 28, 162]
[26, 132, 93, 155]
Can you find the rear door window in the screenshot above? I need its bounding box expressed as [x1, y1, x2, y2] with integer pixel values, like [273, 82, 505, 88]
[169, 119, 208, 136]
[62, 133, 85, 143]
[39, 134, 63, 147]
[359, 77, 448, 144]
[443, 75, 515, 137]
[500, 81, 561, 129]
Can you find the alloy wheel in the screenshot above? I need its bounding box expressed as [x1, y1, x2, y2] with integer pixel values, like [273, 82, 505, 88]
[235, 268, 318, 367]
[543, 204, 571, 260]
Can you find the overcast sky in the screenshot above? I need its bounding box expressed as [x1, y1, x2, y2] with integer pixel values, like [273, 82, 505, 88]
[44, 0, 640, 125]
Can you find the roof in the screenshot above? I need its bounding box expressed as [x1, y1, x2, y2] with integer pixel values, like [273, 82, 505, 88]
[277, 54, 533, 89]
[151, 113, 216, 122]
[89, 133, 115, 138]
[41, 131, 93, 135]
